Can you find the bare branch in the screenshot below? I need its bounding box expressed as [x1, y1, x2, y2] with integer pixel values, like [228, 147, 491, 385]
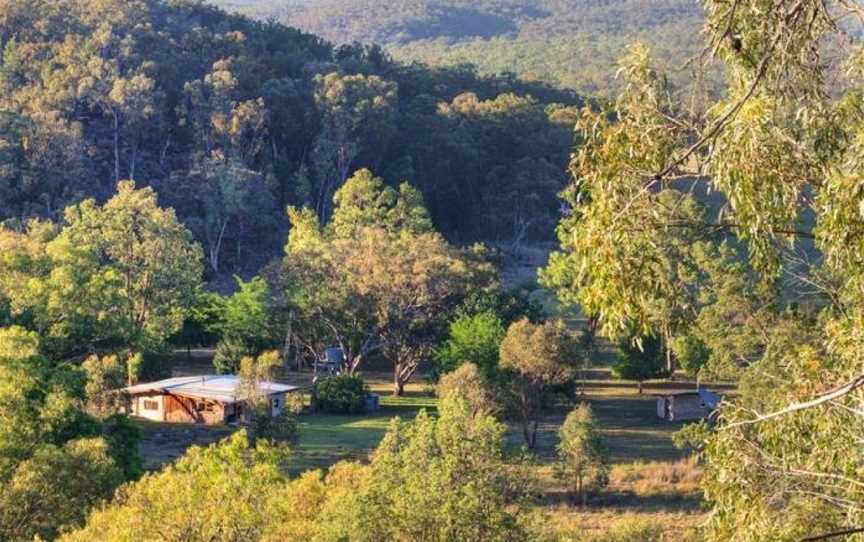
[721, 374, 864, 430]
[800, 526, 864, 541]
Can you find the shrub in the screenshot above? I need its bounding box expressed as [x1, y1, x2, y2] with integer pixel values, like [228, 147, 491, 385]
[213, 337, 253, 374]
[248, 407, 298, 445]
[611, 334, 671, 392]
[434, 311, 505, 377]
[285, 393, 306, 416]
[437, 363, 500, 418]
[314, 374, 368, 415]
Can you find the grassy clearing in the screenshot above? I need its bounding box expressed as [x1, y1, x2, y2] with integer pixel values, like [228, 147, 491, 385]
[136, 357, 708, 537]
[290, 379, 436, 474]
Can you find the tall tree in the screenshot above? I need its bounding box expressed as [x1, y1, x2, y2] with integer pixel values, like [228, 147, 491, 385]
[0, 182, 203, 356]
[283, 169, 489, 389]
[555, 403, 608, 506]
[499, 318, 579, 448]
[541, 2, 864, 538]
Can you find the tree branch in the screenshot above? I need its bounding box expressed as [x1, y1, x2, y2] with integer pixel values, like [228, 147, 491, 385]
[801, 526, 864, 541]
[721, 374, 864, 430]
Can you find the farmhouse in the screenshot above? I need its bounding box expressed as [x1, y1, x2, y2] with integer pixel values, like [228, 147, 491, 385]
[125, 375, 300, 425]
[655, 389, 721, 421]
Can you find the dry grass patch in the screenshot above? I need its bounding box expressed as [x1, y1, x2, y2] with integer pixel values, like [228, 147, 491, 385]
[611, 457, 703, 496]
[532, 508, 704, 541]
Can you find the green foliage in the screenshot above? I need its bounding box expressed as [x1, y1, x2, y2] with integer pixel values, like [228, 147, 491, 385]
[214, 336, 254, 375]
[672, 420, 711, 452]
[252, 0, 709, 97]
[539, 1, 864, 538]
[221, 277, 274, 347]
[238, 350, 297, 446]
[434, 310, 505, 377]
[499, 318, 580, 448]
[211, 277, 276, 373]
[330, 400, 532, 542]
[329, 168, 433, 238]
[611, 334, 671, 385]
[314, 374, 369, 415]
[170, 289, 226, 349]
[101, 414, 143, 480]
[0, 329, 130, 540]
[67, 392, 533, 541]
[554, 403, 608, 505]
[62, 431, 288, 542]
[0, 438, 124, 542]
[284, 182, 493, 389]
[82, 354, 127, 417]
[669, 334, 710, 378]
[0, 182, 203, 356]
[436, 362, 500, 418]
[455, 286, 545, 326]
[248, 407, 298, 446]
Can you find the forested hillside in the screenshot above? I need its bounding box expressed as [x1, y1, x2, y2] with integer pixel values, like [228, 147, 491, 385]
[216, 0, 709, 95]
[0, 0, 580, 279]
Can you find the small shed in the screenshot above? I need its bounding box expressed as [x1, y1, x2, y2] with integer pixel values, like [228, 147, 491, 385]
[655, 389, 721, 421]
[125, 375, 300, 425]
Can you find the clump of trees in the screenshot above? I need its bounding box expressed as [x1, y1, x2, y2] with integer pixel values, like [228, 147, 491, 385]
[0, 0, 582, 279]
[64, 391, 534, 541]
[0, 327, 141, 542]
[540, 1, 864, 537]
[0, 182, 202, 358]
[281, 168, 494, 394]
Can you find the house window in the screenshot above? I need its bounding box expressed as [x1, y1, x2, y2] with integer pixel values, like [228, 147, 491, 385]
[143, 400, 159, 411]
[272, 397, 281, 409]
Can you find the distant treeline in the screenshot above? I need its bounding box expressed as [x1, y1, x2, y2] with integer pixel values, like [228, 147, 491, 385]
[0, 0, 582, 279]
[217, 0, 713, 96]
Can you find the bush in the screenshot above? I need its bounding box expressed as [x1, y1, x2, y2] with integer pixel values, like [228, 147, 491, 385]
[437, 363, 500, 418]
[248, 407, 298, 445]
[213, 337, 253, 374]
[102, 414, 143, 480]
[434, 311, 505, 378]
[314, 374, 368, 415]
[612, 334, 671, 391]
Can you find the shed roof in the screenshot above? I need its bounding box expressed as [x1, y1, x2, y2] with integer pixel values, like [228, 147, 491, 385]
[125, 375, 298, 404]
[652, 390, 701, 398]
[698, 388, 722, 409]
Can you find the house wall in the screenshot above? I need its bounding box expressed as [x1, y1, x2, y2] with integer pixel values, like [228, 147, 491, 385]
[670, 395, 707, 421]
[164, 395, 226, 425]
[132, 394, 166, 422]
[657, 397, 668, 419]
[270, 393, 287, 417]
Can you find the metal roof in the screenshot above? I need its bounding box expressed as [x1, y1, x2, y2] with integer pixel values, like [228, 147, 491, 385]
[124, 375, 299, 404]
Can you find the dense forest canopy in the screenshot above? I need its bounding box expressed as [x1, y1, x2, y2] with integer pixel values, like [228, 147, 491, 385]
[0, 0, 581, 280]
[215, 0, 710, 95]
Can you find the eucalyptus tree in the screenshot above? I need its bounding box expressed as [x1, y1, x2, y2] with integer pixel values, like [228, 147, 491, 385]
[0, 182, 203, 356]
[499, 318, 580, 449]
[542, 2, 864, 538]
[283, 169, 491, 392]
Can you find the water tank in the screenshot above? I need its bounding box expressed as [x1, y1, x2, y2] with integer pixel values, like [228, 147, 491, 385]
[324, 346, 344, 365]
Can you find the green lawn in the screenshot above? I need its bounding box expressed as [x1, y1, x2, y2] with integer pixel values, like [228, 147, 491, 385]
[291, 382, 438, 474]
